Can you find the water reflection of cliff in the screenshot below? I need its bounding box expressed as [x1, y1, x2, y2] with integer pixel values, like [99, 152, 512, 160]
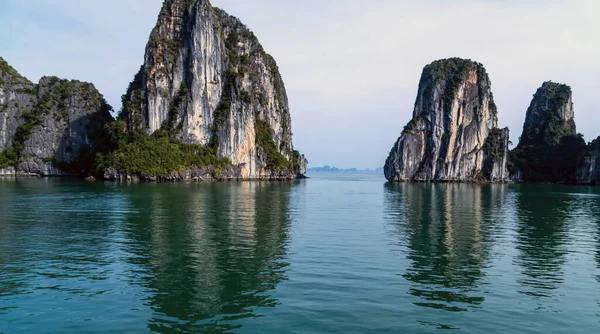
[121, 182, 293, 333]
[384, 183, 507, 313]
[513, 186, 569, 297]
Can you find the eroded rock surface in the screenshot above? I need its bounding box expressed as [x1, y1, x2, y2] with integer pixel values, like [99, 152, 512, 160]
[0, 58, 112, 176]
[121, 0, 306, 179]
[384, 58, 509, 182]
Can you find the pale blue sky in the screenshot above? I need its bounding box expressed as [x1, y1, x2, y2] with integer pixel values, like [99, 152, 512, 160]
[1, 0, 599, 169]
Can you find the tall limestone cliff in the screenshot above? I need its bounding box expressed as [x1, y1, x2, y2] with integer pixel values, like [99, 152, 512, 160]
[384, 58, 510, 182]
[0, 57, 112, 176]
[117, 0, 306, 179]
[510, 82, 585, 182]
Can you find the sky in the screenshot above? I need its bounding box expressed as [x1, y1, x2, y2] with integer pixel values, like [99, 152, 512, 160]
[1, 0, 599, 169]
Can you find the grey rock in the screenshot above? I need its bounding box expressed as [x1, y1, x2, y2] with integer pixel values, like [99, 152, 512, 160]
[121, 0, 306, 179]
[0, 57, 34, 153]
[384, 58, 510, 182]
[0, 167, 16, 176]
[484, 127, 511, 182]
[18, 77, 112, 175]
[294, 154, 308, 176]
[104, 167, 133, 181]
[103, 163, 297, 182]
[1, 58, 113, 176]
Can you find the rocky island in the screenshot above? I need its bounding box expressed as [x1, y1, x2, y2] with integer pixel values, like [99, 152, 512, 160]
[510, 81, 599, 184]
[510, 81, 583, 183]
[384, 58, 510, 182]
[385, 58, 599, 185]
[0, 0, 307, 181]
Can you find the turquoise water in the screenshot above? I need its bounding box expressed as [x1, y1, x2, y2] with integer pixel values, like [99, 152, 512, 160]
[1, 174, 599, 333]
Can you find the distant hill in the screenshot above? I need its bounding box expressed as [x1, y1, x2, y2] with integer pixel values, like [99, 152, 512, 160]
[307, 166, 383, 174]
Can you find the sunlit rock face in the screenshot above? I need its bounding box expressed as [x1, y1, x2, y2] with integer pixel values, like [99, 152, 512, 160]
[122, 0, 306, 179]
[384, 58, 509, 182]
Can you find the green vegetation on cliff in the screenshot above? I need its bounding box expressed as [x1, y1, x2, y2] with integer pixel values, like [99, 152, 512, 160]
[510, 134, 586, 183]
[484, 128, 506, 163]
[255, 119, 292, 172]
[0, 57, 27, 85]
[402, 115, 422, 135]
[0, 148, 17, 169]
[519, 81, 574, 147]
[109, 72, 231, 177]
[111, 13, 297, 178]
[421, 58, 491, 116]
[95, 120, 230, 176]
[0, 75, 112, 172]
[0, 57, 15, 74]
[2, 0, 302, 179]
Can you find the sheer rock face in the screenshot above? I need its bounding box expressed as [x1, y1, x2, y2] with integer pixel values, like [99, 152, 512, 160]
[0, 58, 112, 176]
[384, 58, 509, 182]
[123, 0, 305, 179]
[0, 59, 32, 153]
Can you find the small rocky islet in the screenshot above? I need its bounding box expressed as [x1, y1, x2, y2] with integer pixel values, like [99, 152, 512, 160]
[384, 58, 600, 185]
[0, 1, 598, 185]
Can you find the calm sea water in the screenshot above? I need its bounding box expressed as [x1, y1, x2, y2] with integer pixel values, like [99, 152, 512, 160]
[1, 174, 600, 333]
